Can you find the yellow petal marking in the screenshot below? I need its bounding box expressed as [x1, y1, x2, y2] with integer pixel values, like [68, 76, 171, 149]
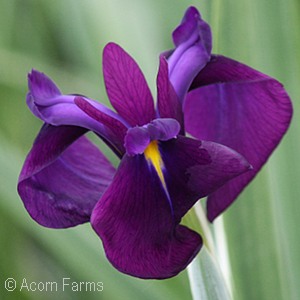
[144, 140, 174, 214]
[144, 140, 167, 190]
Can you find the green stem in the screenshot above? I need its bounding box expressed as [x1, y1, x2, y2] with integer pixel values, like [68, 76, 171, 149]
[186, 203, 232, 300]
[187, 246, 232, 300]
[193, 202, 215, 255]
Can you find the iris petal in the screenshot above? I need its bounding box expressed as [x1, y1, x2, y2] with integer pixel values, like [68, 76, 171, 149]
[124, 118, 180, 156]
[147, 118, 180, 141]
[184, 55, 293, 221]
[103, 43, 155, 126]
[18, 124, 115, 228]
[156, 56, 184, 133]
[91, 135, 250, 279]
[167, 6, 212, 102]
[27, 69, 127, 156]
[91, 154, 202, 279]
[160, 136, 252, 223]
[74, 96, 128, 155]
[124, 126, 150, 156]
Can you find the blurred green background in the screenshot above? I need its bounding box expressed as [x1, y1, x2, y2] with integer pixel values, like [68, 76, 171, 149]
[0, 0, 299, 299]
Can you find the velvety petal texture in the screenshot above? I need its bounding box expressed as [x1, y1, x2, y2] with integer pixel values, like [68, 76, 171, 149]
[91, 154, 202, 279]
[160, 136, 251, 223]
[167, 6, 212, 102]
[92, 135, 250, 279]
[18, 124, 116, 228]
[103, 43, 155, 126]
[184, 55, 293, 221]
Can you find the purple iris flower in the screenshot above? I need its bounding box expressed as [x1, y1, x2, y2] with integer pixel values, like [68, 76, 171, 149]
[18, 6, 292, 279]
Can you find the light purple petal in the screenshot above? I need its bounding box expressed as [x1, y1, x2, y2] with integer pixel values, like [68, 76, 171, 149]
[124, 126, 150, 156]
[91, 154, 202, 279]
[167, 6, 212, 102]
[184, 55, 293, 221]
[27, 69, 127, 156]
[103, 43, 155, 126]
[172, 7, 212, 53]
[160, 136, 251, 222]
[28, 69, 61, 102]
[157, 56, 184, 133]
[28, 69, 125, 123]
[147, 118, 180, 141]
[18, 124, 116, 228]
[124, 118, 180, 155]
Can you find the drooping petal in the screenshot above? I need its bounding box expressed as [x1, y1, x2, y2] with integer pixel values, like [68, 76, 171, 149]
[184, 55, 293, 221]
[167, 6, 212, 102]
[91, 154, 202, 279]
[103, 43, 155, 126]
[157, 56, 184, 133]
[18, 124, 116, 228]
[27, 69, 127, 156]
[159, 136, 251, 223]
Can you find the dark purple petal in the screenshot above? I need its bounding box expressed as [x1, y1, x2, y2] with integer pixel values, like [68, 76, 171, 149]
[160, 136, 251, 223]
[124, 118, 180, 155]
[18, 124, 116, 228]
[27, 69, 127, 156]
[167, 6, 212, 102]
[190, 54, 273, 88]
[103, 43, 155, 126]
[157, 56, 184, 133]
[91, 154, 202, 279]
[184, 55, 293, 221]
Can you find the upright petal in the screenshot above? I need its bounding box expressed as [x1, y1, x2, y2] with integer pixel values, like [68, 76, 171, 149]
[28, 69, 60, 97]
[160, 136, 251, 222]
[172, 7, 211, 53]
[166, 6, 212, 102]
[184, 55, 293, 221]
[103, 43, 155, 126]
[91, 154, 202, 279]
[157, 56, 184, 133]
[18, 124, 116, 228]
